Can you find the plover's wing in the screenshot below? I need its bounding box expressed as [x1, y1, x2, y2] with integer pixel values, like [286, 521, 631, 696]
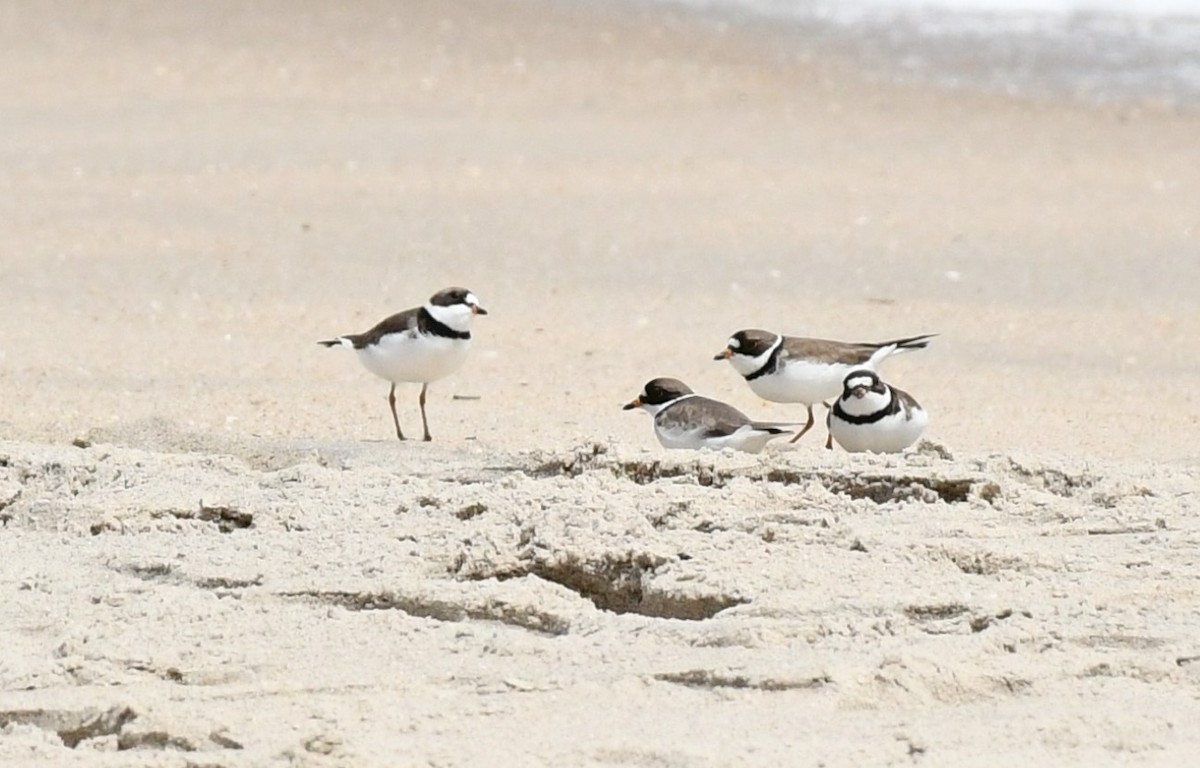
[778, 337, 880, 366]
[350, 306, 422, 348]
[320, 306, 421, 349]
[657, 396, 754, 438]
[892, 386, 924, 421]
[781, 334, 935, 366]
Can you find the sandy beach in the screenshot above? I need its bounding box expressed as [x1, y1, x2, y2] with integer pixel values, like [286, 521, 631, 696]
[1, 0, 1199, 764]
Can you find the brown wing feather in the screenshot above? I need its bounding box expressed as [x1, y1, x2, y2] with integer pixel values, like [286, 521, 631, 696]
[892, 387, 924, 421]
[780, 333, 935, 366]
[657, 396, 752, 437]
[347, 306, 421, 348]
[779, 337, 879, 365]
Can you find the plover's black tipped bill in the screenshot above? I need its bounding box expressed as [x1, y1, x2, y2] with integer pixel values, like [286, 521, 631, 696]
[623, 398, 641, 411]
[472, 305, 488, 316]
[713, 348, 731, 361]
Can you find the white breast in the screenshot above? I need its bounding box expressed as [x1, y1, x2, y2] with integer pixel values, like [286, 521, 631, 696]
[830, 407, 928, 453]
[749, 359, 863, 405]
[355, 333, 471, 384]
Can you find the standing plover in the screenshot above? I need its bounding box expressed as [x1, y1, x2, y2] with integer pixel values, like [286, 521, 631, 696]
[828, 369, 927, 453]
[623, 377, 794, 454]
[319, 287, 487, 441]
[715, 329, 934, 445]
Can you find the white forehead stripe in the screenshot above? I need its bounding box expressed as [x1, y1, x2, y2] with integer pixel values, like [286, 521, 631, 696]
[465, 292, 479, 306]
[728, 337, 739, 348]
[846, 374, 875, 388]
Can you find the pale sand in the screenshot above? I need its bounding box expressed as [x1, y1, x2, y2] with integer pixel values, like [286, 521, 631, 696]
[1, 0, 1198, 764]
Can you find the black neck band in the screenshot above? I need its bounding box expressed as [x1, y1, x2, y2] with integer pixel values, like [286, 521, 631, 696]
[744, 341, 782, 382]
[421, 308, 470, 340]
[833, 390, 898, 425]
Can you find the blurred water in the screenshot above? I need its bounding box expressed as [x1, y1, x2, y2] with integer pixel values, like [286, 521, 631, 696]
[668, 0, 1200, 104]
[842, 0, 1198, 11]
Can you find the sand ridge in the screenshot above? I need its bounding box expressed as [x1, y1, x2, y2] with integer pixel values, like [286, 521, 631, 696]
[1, 432, 1197, 763]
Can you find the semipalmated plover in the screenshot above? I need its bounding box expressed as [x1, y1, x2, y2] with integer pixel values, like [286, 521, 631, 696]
[319, 287, 487, 441]
[828, 369, 927, 453]
[714, 329, 935, 444]
[623, 377, 794, 454]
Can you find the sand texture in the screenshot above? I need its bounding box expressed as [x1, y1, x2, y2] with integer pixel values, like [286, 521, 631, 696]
[1, 0, 1199, 765]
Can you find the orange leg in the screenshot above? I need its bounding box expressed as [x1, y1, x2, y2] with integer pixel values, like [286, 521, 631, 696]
[419, 383, 432, 442]
[388, 384, 405, 441]
[788, 405, 816, 443]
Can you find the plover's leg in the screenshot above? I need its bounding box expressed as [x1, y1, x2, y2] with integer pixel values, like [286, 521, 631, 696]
[821, 401, 834, 450]
[388, 383, 405, 441]
[788, 405, 816, 443]
[419, 383, 432, 442]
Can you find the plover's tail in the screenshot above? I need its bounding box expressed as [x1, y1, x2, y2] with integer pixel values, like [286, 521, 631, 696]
[749, 421, 804, 435]
[859, 333, 936, 368]
[885, 333, 937, 352]
[317, 337, 353, 349]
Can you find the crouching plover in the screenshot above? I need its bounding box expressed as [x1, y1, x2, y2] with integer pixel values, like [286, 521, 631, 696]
[714, 329, 935, 444]
[623, 377, 794, 454]
[828, 369, 927, 453]
[319, 287, 487, 441]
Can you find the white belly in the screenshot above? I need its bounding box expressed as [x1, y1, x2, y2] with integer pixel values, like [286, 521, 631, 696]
[749, 360, 864, 405]
[654, 423, 782, 454]
[830, 409, 928, 453]
[355, 334, 470, 384]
